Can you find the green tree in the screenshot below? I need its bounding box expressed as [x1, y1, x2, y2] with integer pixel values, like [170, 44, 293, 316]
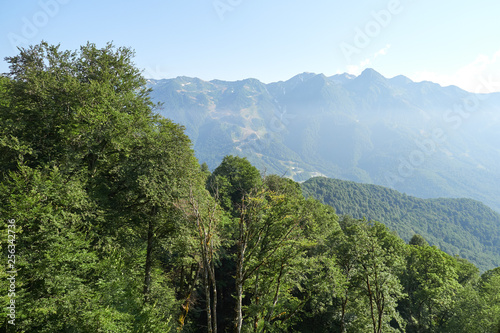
[208, 155, 262, 216]
[409, 234, 429, 247]
[0, 165, 149, 332]
[0, 42, 204, 332]
[1, 42, 154, 175]
[477, 269, 500, 332]
[348, 219, 406, 333]
[323, 217, 406, 333]
[233, 188, 302, 332]
[246, 189, 340, 333]
[179, 179, 226, 333]
[400, 244, 461, 333]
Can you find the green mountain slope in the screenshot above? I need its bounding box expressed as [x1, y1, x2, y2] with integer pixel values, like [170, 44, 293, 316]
[301, 177, 500, 271]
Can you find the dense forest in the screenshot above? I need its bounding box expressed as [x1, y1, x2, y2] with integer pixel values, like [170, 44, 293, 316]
[301, 177, 500, 272]
[1, 43, 500, 332]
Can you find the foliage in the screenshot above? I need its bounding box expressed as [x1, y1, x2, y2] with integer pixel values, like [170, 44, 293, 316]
[0, 42, 200, 332]
[1, 43, 499, 332]
[302, 177, 500, 271]
[208, 155, 262, 216]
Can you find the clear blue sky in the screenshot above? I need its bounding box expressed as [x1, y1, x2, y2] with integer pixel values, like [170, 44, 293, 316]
[1, 0, 500, 92]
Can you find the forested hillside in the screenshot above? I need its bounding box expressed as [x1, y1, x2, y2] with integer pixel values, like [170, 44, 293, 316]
[302, 177, 500, 272]
[1, 43, 500, 332]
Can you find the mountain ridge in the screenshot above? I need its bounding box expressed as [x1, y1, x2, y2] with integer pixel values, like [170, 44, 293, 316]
[149, 68, 469, 92]
[147, 68, 500, 213]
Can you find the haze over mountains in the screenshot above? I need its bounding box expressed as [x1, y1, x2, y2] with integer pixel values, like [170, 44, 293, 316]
[147, 68, 500, 212]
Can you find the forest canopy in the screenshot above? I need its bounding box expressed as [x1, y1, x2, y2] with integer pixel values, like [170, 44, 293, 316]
[0, 43, 499, 333]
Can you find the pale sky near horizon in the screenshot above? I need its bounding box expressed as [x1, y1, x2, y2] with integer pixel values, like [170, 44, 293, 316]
[1, 0, 500, 92]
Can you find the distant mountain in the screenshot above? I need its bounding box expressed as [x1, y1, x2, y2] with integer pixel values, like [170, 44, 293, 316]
[147, 69, 500, 212]
[301, 177, 500, 272]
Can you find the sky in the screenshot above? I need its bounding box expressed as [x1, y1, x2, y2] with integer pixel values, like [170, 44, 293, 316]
[1, 0, 500, 92]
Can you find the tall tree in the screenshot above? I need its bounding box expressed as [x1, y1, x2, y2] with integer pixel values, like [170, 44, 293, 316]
[400, 244, 461, 333]
[208, 155, 262, 216]
[0, 42, 203, 332]
[233, 176, 339, 332]
[179, 178, 225, 333]
[335, 218, 406, 333]
[478, 269, 500, 332]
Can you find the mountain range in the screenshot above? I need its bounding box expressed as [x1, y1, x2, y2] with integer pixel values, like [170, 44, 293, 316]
[147, 68, 500, 212]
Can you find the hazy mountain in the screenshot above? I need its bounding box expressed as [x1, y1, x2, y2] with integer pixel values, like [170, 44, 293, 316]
[301, 177, 500, 271]
[147, 69, 500, 212]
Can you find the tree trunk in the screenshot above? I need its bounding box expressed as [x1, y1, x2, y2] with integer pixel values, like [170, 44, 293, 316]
[340, 292, 348, 333]
[366, 276, 377, 333]
[189, 186, 219, 333]
[235, 243, 245, 333]
[253, 269, 260, 332]
[235, 201, 247, 333]
[210, 258, 218, 333]
[204, 260, 213, 333]
[263, 263, 284, 328]
[178, 264, 201, 331]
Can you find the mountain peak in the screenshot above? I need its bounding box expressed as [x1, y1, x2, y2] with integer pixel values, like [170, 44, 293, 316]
[358, 68, 385, 80]
[288, 72, 318, 82]
[329, 72, 356, 84]
[389, 75, 413, 86]
[347, 68, 388, 90]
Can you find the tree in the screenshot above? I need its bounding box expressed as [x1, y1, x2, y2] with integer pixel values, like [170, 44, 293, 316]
[233, 187, 305, 332]
[208, 155, 262, 216]
[2, 42, 154, 175]
[0, 165, 150, 332]
[400, 244, 461, 333]
[334, 217, 406, 333]
[242, 178, 342, 333]
[0, 42, 203, 332]
[409, 234, 429, 247]
[209, 167, 338, 332]
[179, 179, 226, 333]
[477, 269, 500, 332]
